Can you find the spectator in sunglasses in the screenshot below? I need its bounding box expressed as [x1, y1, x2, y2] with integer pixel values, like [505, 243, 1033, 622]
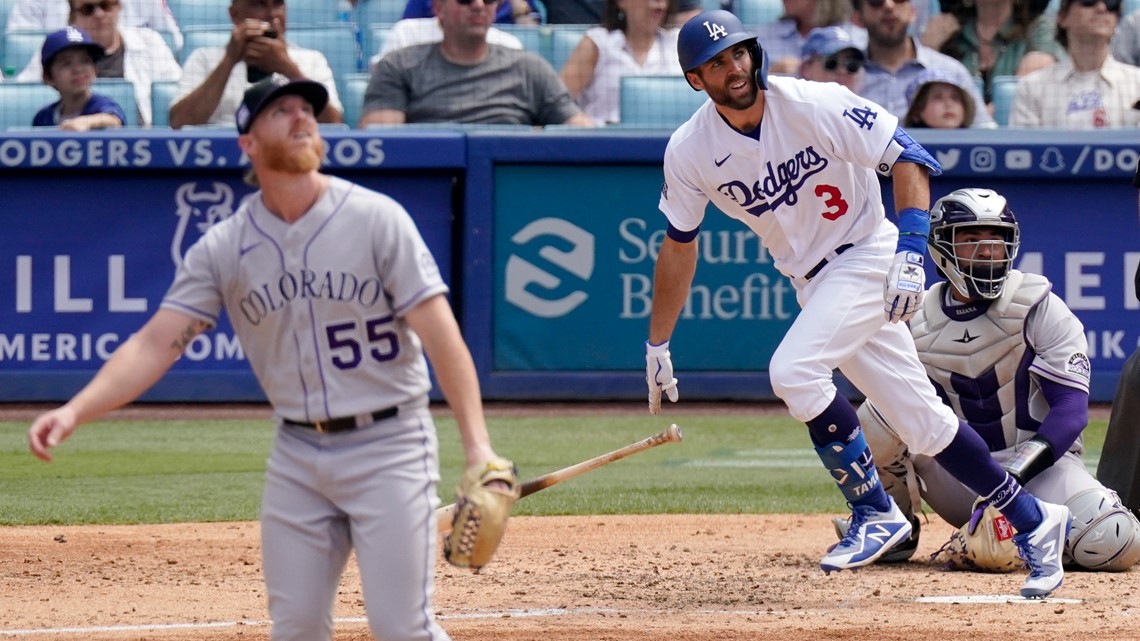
[921, 0, 1062, 105]
[14, 0, 181, 127]
[1011, 0, 1140, 127]
[799, 25, 866, 91]
[170, 0, 345, 129]
[6, 0, 182, 50]
[752, 0, 869, 74]
[903, 68, 975, 126]
[400, 0, 542, 24]
[852, 0, 996, 126]
[360, 0, 592, 127]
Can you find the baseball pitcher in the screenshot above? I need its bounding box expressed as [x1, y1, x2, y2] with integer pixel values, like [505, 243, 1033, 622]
[27, 74, 515, 641]
[646, 10, 1072, 598]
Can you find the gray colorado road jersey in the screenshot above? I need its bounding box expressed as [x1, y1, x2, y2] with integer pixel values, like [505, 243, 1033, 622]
[160, 176, 448, 422]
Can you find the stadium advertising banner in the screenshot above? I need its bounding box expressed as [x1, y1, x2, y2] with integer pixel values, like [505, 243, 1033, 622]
[0, 131, 463, 401]
[492, 164, 793, 371]
[467, 131, 1139, 402]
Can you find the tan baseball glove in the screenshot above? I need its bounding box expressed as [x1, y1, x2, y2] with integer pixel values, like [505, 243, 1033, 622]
[930, 501, 1024, 573]
[443, 457, 520, 569]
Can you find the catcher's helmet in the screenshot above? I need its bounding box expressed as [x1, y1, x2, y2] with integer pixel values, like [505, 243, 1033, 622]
[677, 10, 769, 91]
[929, 188, 1020, 300]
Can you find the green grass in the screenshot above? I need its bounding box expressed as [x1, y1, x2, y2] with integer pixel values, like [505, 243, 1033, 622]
[0, 413, 1109, 526]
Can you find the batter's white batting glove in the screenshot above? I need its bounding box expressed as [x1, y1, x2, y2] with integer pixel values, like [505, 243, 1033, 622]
[884, 251, 926, 323]
[646, 340, 679, 415]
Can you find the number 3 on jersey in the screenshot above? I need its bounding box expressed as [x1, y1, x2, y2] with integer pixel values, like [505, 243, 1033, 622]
[815, 184, 848, 221]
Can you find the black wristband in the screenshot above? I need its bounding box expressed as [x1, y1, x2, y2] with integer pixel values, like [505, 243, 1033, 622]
[1002, 436, 1054, 485]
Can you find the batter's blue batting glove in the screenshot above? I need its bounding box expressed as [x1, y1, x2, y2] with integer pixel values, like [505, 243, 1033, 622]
[884, 251, 925, 323]
[646, 340, 679, 415]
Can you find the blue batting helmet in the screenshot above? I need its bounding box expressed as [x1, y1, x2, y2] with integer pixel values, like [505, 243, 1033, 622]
[677, 10, 769, 90]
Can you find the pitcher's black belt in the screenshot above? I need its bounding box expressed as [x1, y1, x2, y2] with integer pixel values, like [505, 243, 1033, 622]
[804, 243, 855, 281]
[283, 407, 398, 433]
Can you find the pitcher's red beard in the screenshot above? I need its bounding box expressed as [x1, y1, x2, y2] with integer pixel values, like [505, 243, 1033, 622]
[263, 133, 325, 174]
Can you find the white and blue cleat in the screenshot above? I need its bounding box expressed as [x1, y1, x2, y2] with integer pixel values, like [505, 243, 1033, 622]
[821, 499, 913, 574]
[1014, 499, 1072, 599]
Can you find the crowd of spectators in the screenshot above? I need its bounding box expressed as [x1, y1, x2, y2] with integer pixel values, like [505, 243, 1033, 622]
[3, 0, 1140, 129]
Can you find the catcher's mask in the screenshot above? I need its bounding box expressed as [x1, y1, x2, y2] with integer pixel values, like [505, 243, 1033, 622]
[929, 188, 1020, 301]
[677, 9, 769, 92]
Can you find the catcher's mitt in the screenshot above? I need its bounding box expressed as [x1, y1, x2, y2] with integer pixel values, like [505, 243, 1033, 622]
[931, 501, 1024, 572]
[443, 457, 520, 569]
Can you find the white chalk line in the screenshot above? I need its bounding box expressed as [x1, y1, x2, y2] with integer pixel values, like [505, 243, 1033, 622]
[0, 597, 1095, 637]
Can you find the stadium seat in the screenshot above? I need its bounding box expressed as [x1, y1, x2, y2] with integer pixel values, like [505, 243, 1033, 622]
[179, 27, 230, 64]
[342, 72, 370, 129]
[150, 80, 180, 128]
[285, 0, 339, 26]
[359, 0, 410, 26]
[990, 75, 1018, 127]
[165, 0, 233, 29]
[368, 24, 392, 61]
[735, 0, 784, 25]
[495, 23, 547, 62]
[93, 78, 139, 126]
[545, 25, 589, 72]
[0, 82, 60, 129]
[2, 31, 48, 78]
[287, 25, 364, 94]
[618, 75, 706, 128]
[1127, 0, 1140, 14]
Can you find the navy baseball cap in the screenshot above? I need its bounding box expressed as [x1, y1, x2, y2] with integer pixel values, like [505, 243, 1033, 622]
[235, 73, 329, 134]
[801, 26, 864, 61]
[41, 26, 104, 69]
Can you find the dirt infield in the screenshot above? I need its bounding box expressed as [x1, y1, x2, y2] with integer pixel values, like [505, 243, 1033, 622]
[1, 403, 1131, 641]
[2, 514, 1136, 641]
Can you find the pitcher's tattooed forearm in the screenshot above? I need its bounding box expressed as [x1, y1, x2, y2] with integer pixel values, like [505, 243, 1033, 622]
[171, 319, 210, 352]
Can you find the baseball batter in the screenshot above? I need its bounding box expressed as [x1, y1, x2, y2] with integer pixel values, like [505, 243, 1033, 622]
[854, 188, 1140, 571]
[27, 74, 507, 641]
[646, 10, 1072, 597]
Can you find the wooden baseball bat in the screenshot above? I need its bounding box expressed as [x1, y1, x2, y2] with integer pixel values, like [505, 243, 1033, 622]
[436, 423, 683, 533]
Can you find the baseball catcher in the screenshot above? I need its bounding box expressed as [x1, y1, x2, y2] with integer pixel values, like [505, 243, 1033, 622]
[444, 457, 520, 569]
[839, 188, 1140, 572]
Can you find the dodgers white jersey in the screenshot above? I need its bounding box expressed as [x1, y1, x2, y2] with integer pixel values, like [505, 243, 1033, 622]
[659, 76, 902, 279]
[910, 271, 1091, 452]
[161, 176, 448, 422]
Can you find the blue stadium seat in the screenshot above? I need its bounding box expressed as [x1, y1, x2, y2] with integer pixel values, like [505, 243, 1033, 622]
[0, 82, 61, 129]
[618, 75, 706, 128]
[1127, 0, 1140, 14]
[150, 80, 180, 128]
[179, 26, 230, 63]
[286, 0, 339, 26]
[735, 0, 784, 25]
[495, 23, 547, 61]
[545, 25, 588, 72]
[342, 72, 370, 129]
[2, 31, 48, 78]
[93, 78, 139, 126]
[287, 25, 364, 92]
[165, 0, 233, 29]
[368, 24, 392, 61]
[991, 75, 1018, 127]
[359, 0, 411, 26]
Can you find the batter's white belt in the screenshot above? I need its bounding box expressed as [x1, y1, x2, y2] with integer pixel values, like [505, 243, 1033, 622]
[803, 242, 855, 281]
[283, 406, 398, 433]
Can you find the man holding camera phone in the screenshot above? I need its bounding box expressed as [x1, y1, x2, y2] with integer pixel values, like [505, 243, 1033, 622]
[170, 0, 343, 129]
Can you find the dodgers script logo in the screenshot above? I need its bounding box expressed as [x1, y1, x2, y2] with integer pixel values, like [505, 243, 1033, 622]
[171, 182, 236, 267]
[717, 146, 828, 217]
[505, 218, 595, 318]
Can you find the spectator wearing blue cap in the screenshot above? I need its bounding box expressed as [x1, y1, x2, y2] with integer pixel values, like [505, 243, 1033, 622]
[799, 25, 865, 91]
[751, 0, 868, 75]
[33, 26, 126, 130]
[903, 68, 975, 127]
